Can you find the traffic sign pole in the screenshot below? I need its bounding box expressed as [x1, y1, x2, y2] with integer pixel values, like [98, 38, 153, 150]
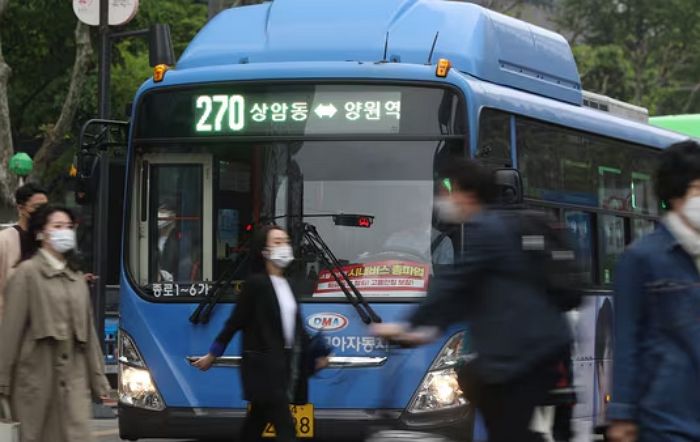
[93, 0, 109, 360]
[98, 0, 110, 119]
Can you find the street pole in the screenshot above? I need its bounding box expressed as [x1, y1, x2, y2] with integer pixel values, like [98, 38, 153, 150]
[91, 0, 117, 419]
[94, 0, 110, 349]
[92, 2, 148, 358]
[98, 0, 110, 119]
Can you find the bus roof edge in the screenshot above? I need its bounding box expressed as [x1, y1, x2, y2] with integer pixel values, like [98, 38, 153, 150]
[177, 0, 583, 106]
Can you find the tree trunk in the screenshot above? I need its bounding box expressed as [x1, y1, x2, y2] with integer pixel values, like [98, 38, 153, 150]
[32, 21, 93, 178]
[209, 0, 259, 19]
[208, 0, 228, 19]
[683, 82, 700, 113]
[232, 0, 264, 7]
[0, 0, 18, 207]
[470, 0, 525, 14]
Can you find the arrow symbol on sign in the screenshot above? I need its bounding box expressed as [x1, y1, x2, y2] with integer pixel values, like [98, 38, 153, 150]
[314, 103, 338, 119]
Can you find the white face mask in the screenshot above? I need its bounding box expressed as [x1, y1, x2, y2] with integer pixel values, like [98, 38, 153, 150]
[265, 245, 294, 269]
[158, 211, 174, 229]
[48, 229, 76, 254]
[434, 196, 465, 224]
[682, 196, 700, 230]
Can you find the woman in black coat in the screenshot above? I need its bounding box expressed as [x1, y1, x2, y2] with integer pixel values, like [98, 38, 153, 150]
[193, 225, 328, 441]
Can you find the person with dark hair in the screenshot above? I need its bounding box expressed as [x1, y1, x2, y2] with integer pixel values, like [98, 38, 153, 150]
[608, 139, 700, 442]
[192, 225, 329, 441]
[0, 182, 47, 320]
[0, 183, 48, 322]
[373, 158, 572, 442]
[154, 197, 199, 282]
[0, 205, 110, 442]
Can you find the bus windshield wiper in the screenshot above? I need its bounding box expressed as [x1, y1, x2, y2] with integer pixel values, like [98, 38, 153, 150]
[303, 223, 382, 324]
[190, 215, 381, 325]
[189, 242, 250, 325]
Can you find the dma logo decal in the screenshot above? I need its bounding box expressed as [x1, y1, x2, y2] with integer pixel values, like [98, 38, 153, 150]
[306, 313, 349, 332]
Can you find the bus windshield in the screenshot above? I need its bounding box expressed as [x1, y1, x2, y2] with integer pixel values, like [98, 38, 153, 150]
[126, 83, 466, 301]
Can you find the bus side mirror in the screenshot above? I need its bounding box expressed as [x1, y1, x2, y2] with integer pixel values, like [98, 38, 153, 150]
[75, 151, 99, 205]
[77, 150, 99, 178]
[74, 150, 100, 205]
[493, 168, 523, 205]
[149, 24, 176, 67]
[75, 178, 92, 205]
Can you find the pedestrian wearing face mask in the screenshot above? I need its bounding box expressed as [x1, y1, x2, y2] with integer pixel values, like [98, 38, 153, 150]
[373, 159, 572, 442]
[0, 183, 48, 321]
[607, 140, 700, 442]
[0, 205, 111, 442]
[156, 201, 179, 281]
[192, 225, 329, 441]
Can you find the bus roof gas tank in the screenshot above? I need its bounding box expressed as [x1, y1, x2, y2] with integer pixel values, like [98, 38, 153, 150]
[178, 0, 582, 105]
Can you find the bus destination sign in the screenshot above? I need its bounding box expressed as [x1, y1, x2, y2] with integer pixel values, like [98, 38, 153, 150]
[193, 91, 401, 135]
[136, 84, 463, 139]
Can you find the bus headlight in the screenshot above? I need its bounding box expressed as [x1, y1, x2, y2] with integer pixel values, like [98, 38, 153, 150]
[408, 332, 467, 413]
[118, 330, 165, 411]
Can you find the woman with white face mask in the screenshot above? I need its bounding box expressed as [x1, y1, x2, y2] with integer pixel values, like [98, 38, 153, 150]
[0, 205, 110, 442]
[193, 225, 329, 441]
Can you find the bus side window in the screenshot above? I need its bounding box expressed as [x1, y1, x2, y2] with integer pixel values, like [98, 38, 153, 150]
[476, 108, 512, 168]
[150, 165, 204, 284]
[598, 166, 626, 211]
[632, 218, 656, 240]
[216, 160, 253, 277]
[564, 210, 594, 285]
[599, 215, 625, 285]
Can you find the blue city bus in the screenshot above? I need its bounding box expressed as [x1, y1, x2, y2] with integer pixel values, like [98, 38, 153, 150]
[116, 1, 688, 440]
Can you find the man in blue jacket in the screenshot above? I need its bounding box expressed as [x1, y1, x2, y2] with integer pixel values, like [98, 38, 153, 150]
[374, 159, 572, 442]
[608, 140, 700, 442]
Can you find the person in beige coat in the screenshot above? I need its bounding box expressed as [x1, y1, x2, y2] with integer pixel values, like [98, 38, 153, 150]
[0, 205, 110, 442]
[0, 183, 48, 321]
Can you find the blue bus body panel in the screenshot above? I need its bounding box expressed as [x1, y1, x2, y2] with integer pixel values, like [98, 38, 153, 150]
[120, 274, 460, 409]
[463, 75, 688, 150]
[176, 0, 581, 105]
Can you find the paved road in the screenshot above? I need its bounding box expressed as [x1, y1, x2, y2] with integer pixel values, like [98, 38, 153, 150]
[91, 417, 366, 442]
[92, 418, 193, 442]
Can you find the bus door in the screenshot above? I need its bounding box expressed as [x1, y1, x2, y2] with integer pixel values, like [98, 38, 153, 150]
[135, 154, 213, 287]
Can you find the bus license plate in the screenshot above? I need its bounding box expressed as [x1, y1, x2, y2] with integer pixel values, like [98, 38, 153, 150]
[261, 404, 314, 438]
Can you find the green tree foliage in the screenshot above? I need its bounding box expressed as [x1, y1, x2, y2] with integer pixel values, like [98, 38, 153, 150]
[110, 0, 208, 120]
[0, 0, 18, 207]
[2, 0, 78, 147]
[0, 0, 207, 201]
[572, 44, 634, 99]
[471, 0, 554, 15]
[556, 0, 700, 114]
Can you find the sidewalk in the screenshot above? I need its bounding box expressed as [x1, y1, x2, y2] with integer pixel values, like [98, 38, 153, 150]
[90, 418, 120, 440]
[93, 388, 118, 419]
[90, 418, 193, 442]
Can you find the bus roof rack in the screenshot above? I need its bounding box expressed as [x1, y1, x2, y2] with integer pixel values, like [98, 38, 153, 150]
[582, 90, 649, 124]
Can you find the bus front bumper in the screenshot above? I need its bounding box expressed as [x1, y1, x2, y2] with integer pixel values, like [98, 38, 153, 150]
[118, 403, 473, 441]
